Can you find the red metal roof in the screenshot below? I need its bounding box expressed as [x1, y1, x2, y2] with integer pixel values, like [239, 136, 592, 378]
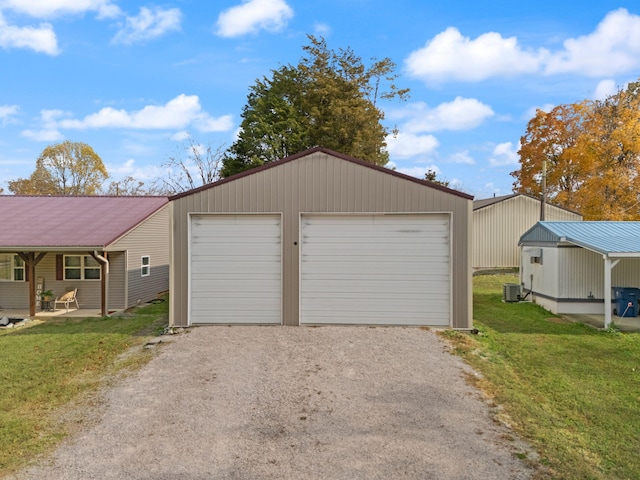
[0, 196, 168, 249]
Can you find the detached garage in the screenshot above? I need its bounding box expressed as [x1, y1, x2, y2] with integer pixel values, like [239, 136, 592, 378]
[169, 148, 473, 328]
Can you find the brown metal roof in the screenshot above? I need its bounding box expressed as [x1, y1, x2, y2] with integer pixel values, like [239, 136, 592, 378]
[0, 196, 168, 249]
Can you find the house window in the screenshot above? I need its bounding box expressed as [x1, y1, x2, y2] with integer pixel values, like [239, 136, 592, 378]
[141, 256, 150, 277]
[0, 254, 24, 282]
[64, 255, 101, 280]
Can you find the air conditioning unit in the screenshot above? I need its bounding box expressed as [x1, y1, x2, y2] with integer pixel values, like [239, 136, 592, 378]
[503, 283, 521, 303]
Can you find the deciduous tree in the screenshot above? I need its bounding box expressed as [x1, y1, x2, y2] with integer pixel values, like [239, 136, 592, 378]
[9, 141, 108, 195]
[154, 134, 224, 194]
[221, 35, 409, 177]
[511, 82, 640, 219]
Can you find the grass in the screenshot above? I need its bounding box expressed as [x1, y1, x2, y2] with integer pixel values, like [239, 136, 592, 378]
[442, 274, 640, 480]
[0, 299, 168, 477]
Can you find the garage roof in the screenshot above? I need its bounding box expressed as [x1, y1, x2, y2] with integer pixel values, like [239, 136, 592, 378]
[0, 195, 168, 250]
[473, 193, 580, 215]
[519, 221, 640, 257]
[170, 147, 474, 201]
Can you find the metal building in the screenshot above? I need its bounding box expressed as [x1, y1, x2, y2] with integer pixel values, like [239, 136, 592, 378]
[169, 148, 473, 328]
[473, 194, 581, 269]
[519, 221, 640, 328]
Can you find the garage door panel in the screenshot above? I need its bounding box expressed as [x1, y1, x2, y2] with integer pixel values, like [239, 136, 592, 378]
[190, 214, 281, 325]
[301, 261, 447, 275]
[300, 214, 450, 326]
[302, 280, 448, 298]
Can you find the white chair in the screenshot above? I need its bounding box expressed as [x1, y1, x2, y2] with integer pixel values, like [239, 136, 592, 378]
[54, 289, 79, 312]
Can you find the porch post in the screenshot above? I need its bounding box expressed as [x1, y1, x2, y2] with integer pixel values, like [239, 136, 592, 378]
[604, 257, 620, 329]
[17, 252, 47, 316]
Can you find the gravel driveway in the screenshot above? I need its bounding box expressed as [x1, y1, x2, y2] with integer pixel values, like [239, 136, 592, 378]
[12, 326, 533, 479]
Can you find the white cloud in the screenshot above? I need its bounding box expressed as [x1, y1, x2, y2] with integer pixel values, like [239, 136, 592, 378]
[386, 132, 439, 159]
[112, 6, 182, 45]
[21, 127, 63, 141]
[0, 12, 59, 55]
[488, 141, 519, 167]
[447, 151, 475, 165]
[314, 23, 331, 36]
[57, 94, 234, 132]
[0, 0, 121, 18]
[171, 130, 191, 141]
[395, 165, 440, 179]
[524, 103, 555, 120]
[545, 9, 640, 77]
[593, 79, 618, 100]
[215, 0, 293, 37]
[21, 109, 66, 141]
[405, 9, 640, 83]
[0, 105, 19, 125]
[406, 27, 546, 83]
[391, 97, 494, 133]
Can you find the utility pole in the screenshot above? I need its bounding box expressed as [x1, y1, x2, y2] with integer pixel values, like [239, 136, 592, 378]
[540, 160, 546, 221]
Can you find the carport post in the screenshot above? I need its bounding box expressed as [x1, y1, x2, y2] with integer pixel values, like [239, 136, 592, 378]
[604, 257, 620, 329]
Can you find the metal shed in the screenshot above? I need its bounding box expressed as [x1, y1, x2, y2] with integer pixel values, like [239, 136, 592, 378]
[519, 221, 640, 328]
[169, 148, 473, 328]
[473, 194, 581, 269]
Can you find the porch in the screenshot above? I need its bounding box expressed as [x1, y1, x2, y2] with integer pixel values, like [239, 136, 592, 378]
[1, 307, 106, 321]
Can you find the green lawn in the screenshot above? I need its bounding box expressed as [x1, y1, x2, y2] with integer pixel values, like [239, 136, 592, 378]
[0, 300, 168, 477]
[444, 274, 640, 480]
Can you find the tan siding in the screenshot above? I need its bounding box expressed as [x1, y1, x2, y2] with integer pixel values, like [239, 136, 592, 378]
[0, 279, 29, 308]
[0, 252, 101, 308]
[473, 196, 581, 268]
[109, 205, 169, 308]
[107, 251, 126, 310]
[170, 151, 472, 328]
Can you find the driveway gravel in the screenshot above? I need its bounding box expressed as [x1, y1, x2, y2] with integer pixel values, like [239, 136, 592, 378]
[12, 326, 533, 479]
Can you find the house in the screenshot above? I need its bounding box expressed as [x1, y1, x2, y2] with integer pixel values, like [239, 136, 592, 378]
[473, 194, 581, 269]
[169, 147, 473, 328]
[519, 221, 640, 328]
[0, 195, 170, 316]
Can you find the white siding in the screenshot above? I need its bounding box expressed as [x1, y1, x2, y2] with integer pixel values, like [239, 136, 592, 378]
[189, 214, 282, 324]
[521, 247, 559, 299]
[558, 248, 640, 299]
[300, 214, 450, 326]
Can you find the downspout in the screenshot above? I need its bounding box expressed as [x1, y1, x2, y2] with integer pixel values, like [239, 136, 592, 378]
[93, 251, 109, 317]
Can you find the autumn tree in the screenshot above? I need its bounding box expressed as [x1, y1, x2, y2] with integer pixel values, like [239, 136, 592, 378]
[512, 102, 590, 213]
[221, 35, 409, 177]
[576, 84, 640, 219]
[512, 81, 640, 219]
[9, 141, 108, 195]
[153, 134, 224, 194]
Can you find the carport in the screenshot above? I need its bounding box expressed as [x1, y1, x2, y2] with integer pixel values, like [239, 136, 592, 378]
[520, 221, 640, 328]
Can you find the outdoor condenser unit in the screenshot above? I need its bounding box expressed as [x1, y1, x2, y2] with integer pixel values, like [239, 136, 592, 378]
[503, 283, 521, 303]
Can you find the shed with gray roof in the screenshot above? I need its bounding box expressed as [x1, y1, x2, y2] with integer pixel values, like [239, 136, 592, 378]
[519, 221, 640, 327]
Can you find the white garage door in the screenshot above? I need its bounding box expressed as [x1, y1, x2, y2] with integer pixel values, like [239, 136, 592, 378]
[300, 214, 450, 326]
[190, 214, 281, 325]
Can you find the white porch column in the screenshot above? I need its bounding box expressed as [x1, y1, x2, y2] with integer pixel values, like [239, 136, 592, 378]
[604, 257, 620, 329]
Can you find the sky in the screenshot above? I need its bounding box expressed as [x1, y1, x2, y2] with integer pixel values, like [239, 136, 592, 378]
[2, 0, 640, 199]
